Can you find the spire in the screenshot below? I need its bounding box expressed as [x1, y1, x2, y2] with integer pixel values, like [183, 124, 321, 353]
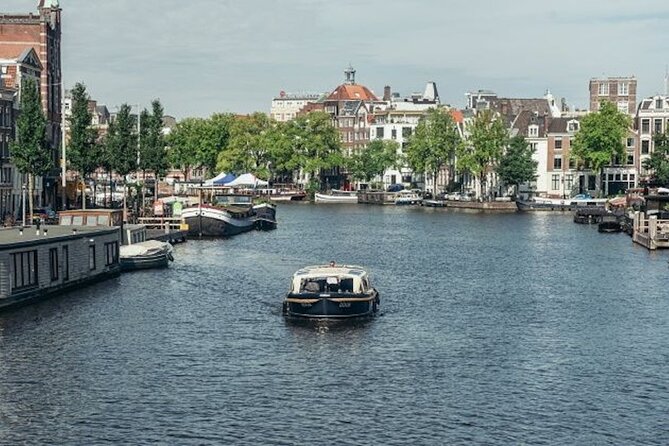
[344, 64, 356, 85]
[38, 0, 59, 9]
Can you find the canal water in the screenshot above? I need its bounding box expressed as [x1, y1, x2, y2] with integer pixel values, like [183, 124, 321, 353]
[1, 205, 668, 444]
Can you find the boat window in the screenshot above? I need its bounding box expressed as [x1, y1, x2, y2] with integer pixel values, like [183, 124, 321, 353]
[98, 215, 109, 226]
[340, 278, 354, 293]
[60, 215, 72, 225]
[86, 216, 97, 226]
[72, 216, 83, 225]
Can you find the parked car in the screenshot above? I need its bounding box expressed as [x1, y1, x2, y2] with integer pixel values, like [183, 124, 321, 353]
[387, 184, 404, 192]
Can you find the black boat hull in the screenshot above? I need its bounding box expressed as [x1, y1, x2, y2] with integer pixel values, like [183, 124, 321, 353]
[184, 215, 255, 237]
[283, 291, 380, 319]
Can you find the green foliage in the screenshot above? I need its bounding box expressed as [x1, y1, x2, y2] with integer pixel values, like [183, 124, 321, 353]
[571, 101, 631, 192]
[67, 82, 101, 179]
[291, 112, 344, 183]
[139, 99, 168, 176]
[406, 108, 461, 179]
[106, 104, 138, 176]
[497, 135, 538, 188]
[347, 139, 399, 182]
[217, 112, 272, 177]
[168, 114, 232, 179]
[10, 78, 51, 177]
[642, 132, 669, 186]
[458, 109, 508, 178]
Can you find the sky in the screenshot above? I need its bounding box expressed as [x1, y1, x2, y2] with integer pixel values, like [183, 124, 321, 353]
[4, 0, 669, 119]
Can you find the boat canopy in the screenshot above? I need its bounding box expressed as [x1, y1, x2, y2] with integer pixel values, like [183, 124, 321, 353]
[225, 173, 268, 187]
[290, 264, 371, 294]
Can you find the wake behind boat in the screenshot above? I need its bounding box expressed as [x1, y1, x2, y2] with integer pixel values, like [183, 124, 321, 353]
[283, 263, 380, 319]
[314, 189, 358, 204]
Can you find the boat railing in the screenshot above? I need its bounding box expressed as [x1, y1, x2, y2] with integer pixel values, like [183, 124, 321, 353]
[632, 212, 669, 249]
[137, 217, 184, 232]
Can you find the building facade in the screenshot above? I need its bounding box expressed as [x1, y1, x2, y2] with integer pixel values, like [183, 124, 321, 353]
[636, 95, 669, 182]
[0, 0, 63, 208]
[589, 76, 637, 115]
[270, 92, 323, 122]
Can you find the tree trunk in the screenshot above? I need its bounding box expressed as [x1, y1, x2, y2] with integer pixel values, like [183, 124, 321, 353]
[154, 172, 159, 202]
[123, 182, 128, 223]
[28, 174, 34, 225]
[81, 174, 87, 210]
[433, 169, 439, 196]
[141, 169, 146, 217]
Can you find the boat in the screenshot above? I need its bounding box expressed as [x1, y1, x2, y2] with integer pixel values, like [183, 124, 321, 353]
[264, 187, 307, 202]
[516, 194, 608, 211]
[573, 207, 610, 224]
[283, 263, 380, 319]
[314, 190, 358, 204]
[422, 199, 446, 207]
[395, 190, 422, 205]
[598, 221, 622, 233]
[181, 194, 277, 237]
[253, 202, 278, 230]
[119, 240, 174, 271]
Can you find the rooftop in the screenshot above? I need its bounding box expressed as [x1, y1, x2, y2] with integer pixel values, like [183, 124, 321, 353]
[0, 225, 117, 248]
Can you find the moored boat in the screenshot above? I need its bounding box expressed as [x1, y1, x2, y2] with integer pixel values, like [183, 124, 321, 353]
[314, 190, 358, 204]
[119, 240, 174, 271]
[253, 202, 278, 230]
[283, 263, 380, 319]
[395, 190, 422, 205]
[517, 194, 608, 211]
[181, 205, 256, 237]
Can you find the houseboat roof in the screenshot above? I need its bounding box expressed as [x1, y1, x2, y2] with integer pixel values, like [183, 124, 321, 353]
[0, 225, 118, 249]
[293, 264, 369, 279]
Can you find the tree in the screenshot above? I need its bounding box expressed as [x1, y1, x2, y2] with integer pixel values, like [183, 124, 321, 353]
[571, 101, 631, 196]
[216, 113, 271, 178]
[496, 135, 538, 196]
[67, 82, 100, 209]
[10, 78, 51, 223]
[106, 104, 137, 220]
[406, 108, 461, 195]
[139, 100, 167, 201]
[348, 139, 399, 185]
[458, 109, 508, 200]
[642, 132, 669, 186]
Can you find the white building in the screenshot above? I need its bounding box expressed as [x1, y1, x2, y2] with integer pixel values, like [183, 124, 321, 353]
[270, 92, 323, 122]
[637, 94, 669, 180]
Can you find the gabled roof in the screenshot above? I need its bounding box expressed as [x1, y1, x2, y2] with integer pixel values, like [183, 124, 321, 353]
[511, 110, 548, 137]
[0, 47, 42, 69]
[327, 84, 378, 101]
[547, 117, 580, 134]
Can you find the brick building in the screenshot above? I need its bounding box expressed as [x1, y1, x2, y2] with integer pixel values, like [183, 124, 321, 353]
[589, 76, 637, 115]
[0, 0, 63, 208]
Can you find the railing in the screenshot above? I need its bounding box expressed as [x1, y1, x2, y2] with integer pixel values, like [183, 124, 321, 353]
[632, 212, 669, 249]
[137, 217, 184, 231]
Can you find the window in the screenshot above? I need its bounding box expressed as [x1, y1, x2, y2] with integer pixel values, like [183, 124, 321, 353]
[656, 98, 663, 110]
[555, 139, 562, 150]
[530, 142, 538, 151]
[11, 250, 38, 291]
[588, 175, 596, 190]
[89, 245, 96, 270]
[391, 129, 397, 140]
[598, 82, 609, 96]
[654, 119, 662, 134]
[376, 127, 384, 139]
[619, 82, 629, 96]
[49, 248, 58, 282]
[617, 101, 628, 113]
[627, 154, 634, 165]
[565, 174, 573, 190]
[641, 119, 650, 134]
[567, 121, 579, 132]
[641, 140, 650, 154]
[402, 127, 412, 138]
[569, 158, 576, 169]
[627, 138, 635, 148]
[528, 125, 538, 137]
[63, 246, 69, 281]
[553, 157, 562, 170]
[105, 242, 118, 266]
[551, 174, 560, 190]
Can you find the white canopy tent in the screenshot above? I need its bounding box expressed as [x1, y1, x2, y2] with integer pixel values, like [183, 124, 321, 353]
[204, 171, 235, 186]
[224, 173, 269, 188]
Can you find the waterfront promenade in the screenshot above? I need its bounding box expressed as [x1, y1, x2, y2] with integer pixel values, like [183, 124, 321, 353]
[1, 205, 668, 444]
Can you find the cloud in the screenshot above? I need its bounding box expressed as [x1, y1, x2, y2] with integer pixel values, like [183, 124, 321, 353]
[2, 0, 669, 118]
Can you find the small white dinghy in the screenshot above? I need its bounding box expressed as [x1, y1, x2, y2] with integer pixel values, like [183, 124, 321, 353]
[119, 240, 174, 271]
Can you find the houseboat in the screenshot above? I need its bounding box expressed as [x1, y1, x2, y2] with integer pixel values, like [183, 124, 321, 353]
[632, 192, 669, 250]
[181, 194, 277, 237]
[314, 190, 359, 204]
[0, 225, 121, 311]
[283, 263, 380, 319]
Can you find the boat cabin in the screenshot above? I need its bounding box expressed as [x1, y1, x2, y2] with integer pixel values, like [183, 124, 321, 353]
[59, 209, 145, 245]
[290, 265, 373, 295]
[632, 193, 669, 250]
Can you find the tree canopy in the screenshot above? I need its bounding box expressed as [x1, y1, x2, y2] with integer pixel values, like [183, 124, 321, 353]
[496, 135, 538, 193]
[642, 132, 669, 186]
[139, 99, 168, 176]
[11, 78, 51, 179]
[406, 108, 462, 193]
[106, 103, 138, 177]
[67, 82, 100, 181]
[347, 139, 399, 183]
[571, 101, 631, 193]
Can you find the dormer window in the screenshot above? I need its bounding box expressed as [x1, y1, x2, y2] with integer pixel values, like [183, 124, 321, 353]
[528, 125, 539, 137]
[567, 120, 579, 133]
[656, 98, 663, 110]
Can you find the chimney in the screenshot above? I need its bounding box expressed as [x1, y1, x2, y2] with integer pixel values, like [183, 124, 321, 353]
[383, 86, 391, 101]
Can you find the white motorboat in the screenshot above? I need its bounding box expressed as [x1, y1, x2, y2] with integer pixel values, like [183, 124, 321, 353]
[283, 263, 380, 318]
[395, 190, 422, 205]
[314, 189, 358, 203]
[517, 194, 608, 211]
[119, 240, 174, 271]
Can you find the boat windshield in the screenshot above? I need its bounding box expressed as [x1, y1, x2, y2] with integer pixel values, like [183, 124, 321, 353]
[300, 277, 356, 293]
